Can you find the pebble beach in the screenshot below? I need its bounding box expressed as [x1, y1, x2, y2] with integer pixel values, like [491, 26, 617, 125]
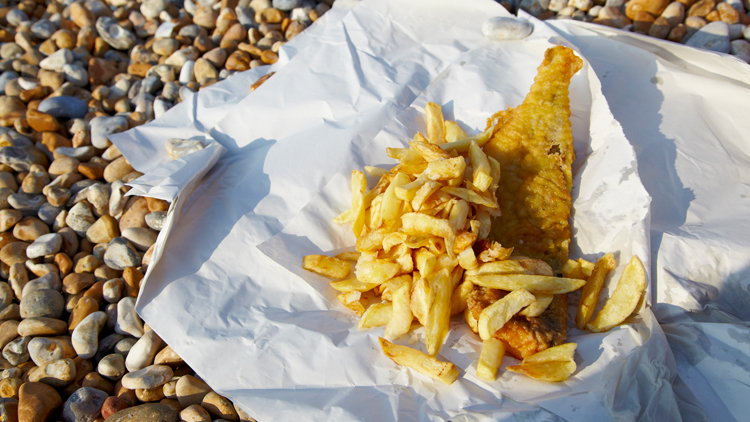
[0, 0, 745, 420]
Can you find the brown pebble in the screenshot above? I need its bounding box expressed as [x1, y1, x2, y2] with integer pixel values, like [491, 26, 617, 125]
[83, 280, 106, 305]
[102, 396, 130, 419]
[687, 0, 715, 17]
[260, 50, 278, 64]
[68, 295, 99, 332]
[82, 372, 115, 395]
[0, 377, 22, 399]
[12, 217, 49, 242]
[0, 242, 28, 266]
[63, 272, 96, 295]
[88, 58, 119, 86]
[78, 162, 104, 180]
[225, 50, 251, 71]
[119, 196, 150, 232]
[123, 267, 144, 298]
[41, 132, 72, 152]
[0, 320, 19, 350]
[137, 386, 165, 402]
[18, 382, 62, 422]
[25, 109, 59, 132]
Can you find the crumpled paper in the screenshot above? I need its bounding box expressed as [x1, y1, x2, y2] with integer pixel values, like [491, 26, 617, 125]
[107, 0, 750, 420]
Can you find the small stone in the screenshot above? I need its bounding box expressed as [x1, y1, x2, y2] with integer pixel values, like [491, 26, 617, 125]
[2, 336, 30, 365]
[194, 7, 220, 28]
[688, 0, 716, 17]
[103, 156, 134, 183]
[66, 202, 96, 237]
[115, 297, 143, 338]
[120, 364, 173, 390]
[72, 311, 107, 359]
[686, 21, 731, 51]
[145, 211, 166, 231]
[69, 296, 99, 332]
[0, 242, 27, 266]
[165, 138, 206, 160]
[154, 345, 184, 367]
[125, 330, 163, 373]
[63, 273, 96, 295]
[180, 404, 211, 422]
[115, 337, 137, 358]
[717, 1, 740, 23]
[89, 116, 128, 150]
[202, 392, 239, 421]
[668, 23, 688, 41]
[119, 196, 150, 231]
[28, 336, 75, 366]
[39, 48, 73, 72]
[596, 5, 634, 28]
[28, 358, 76, 387]
[98, 353, 126, 381]
[18, 382, 62, 422]
[176, 375, 212, 408]
[661, 1, 686, 27]
[0, 209, 21, 232]
[86, 215, 119, 245]
[62, 64, 89, 88]
[106, 403, 178, 422]
[21, 272, 61, 298]
[104, 237, 140, 270]
[96, 17, 138, 50]
[731, 38, 750, 61]
[101, 396, 129, 419]
[121, 227, 158, 252]
[20, 288, 64, 319]
[62, 386, 108, 422]
[26, 109, 59, 133]
[17, 317, 67, 336]
[12, 217, 49, 242]
[25, 233, 62, 259]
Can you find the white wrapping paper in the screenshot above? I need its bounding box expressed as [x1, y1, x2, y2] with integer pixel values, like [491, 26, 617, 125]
[106, 0, 750, 420]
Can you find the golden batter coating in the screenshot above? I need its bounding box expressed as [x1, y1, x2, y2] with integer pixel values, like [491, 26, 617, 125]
[483, 46, 583, 273]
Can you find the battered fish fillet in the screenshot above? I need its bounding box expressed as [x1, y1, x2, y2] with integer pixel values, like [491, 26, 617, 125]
[466, 286, 568, 360]
[484, 45, 583, 274]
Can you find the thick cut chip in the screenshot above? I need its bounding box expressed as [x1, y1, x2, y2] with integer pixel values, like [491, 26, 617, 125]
[330, 277, 381, 293]
[385, 275, 413, 340]
[440, 125, 496, 153]
[355, 259, 401, 284]
[477, 337, 506, 381]
[337, 291, 365, 316]
[457, 247, 478, 270]
[520, 293, 554, 317]
[444, 121, 468, 143]
[412, 141, 452, 162]
[507, 360, 576, 382]
[469, 140, 493, 192]
[508, 343, 577, 382]
[335, 251, 361, 262]
[587, 255, 647, 333]
[302, 255, 352, 279]
[401, 213, 454, 241]
[468, 274, 585, 295]
[575, 253, 616, 330]
[483, 46, 583, 272]
[410, 273, 430, 325]
[425, 102, 446, 145]
[425, 269, 453, 355]
[426, 156, 466, 181]
[379, 338, 458, 384]
[381, 172, 412, 227]
[466, 260, 530, 277]
[562, 258, 596, 280]
[359, 303, 393, 329]
[356, 229, 389, 252]
[331, 171, 367, 237]
[441, 186, 498, 209]
[411, 181, 444, 211]
[478, 289, 536, 340]
[450, 278, 474, 316]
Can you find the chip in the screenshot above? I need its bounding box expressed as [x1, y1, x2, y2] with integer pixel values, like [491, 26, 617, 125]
[379, 337, 459, 385]
[587, 255, 647, 333]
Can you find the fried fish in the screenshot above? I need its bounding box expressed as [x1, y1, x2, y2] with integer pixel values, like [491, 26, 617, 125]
[471, 46, 582, 358]
[484, 45, 583, 274]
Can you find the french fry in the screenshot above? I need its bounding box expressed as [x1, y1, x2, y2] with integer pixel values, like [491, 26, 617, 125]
[439, 124, 496, 153]
[579, 258, 595, 277]
[513, 257, 554, 276]
[356, 229, 389, 252]
[411, 141, 452, 162]
[331, 171, 367, 237]
[410, 273, 429, 325]
[587, 255, 647, 333]
[444, 121, 468, 143]
[385, 275, 414, 340]
[477, 337, 505, 381]
[355, 258, 401, 284]
[507, 360, 576, 382]
[467, 274, 585, 295]
[337, 291, 365, 316]
[396, 174, 429, 202]
[425, 157, 466, 181]
[330, 277, 381, 293]
[575, 253, 616, 330]
[381, 172, 412, 228]
[411, 181, 443, 211]
[562, 258, 595, 280]
[441, 186, 498, 208]
[469, 140, 492, 192]
[401, 213, 454, 241]
[425, 102, 446, 145]
[457, 247, 478, 270]
[478, 289, 536, 340]
[425, 269, 453, 356]
[379, 338, 458, 384]
[466, 260, 530, 277]
[450, 278, 474, 316]
[358, 303, 393, 329]
[302, 255, 352, 279]
[335, 251, 361, 262]
[519, 293, 554, 317]
[507, 343, 577, 382]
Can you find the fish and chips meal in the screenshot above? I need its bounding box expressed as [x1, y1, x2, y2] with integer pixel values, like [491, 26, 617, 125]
[302, 46, 648, 385]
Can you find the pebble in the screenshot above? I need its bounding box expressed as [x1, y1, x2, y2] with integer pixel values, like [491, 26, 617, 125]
[66, 202, 96, 237]
[731, 38, 750, 61]
[115, 296, 144, 338]
[89, 116, 128, 150]
[96, 17, 138, 51]
[26, 233, 62, 259]
[106, 402, 178, 422]
[71, 311, 107, 359]
[120, 364, 173, 390]
[20, 288, 64, 319]
[181, 404, 212, 422]
[28, 358, 76, 387]
[122, 227, 158, 252]
[146, 211, 167, 231]
[99, 353, 126, 380]
[18, 382, 62, 422]
[104, 237, 141, 270]
[165, 138, 206, 160]
[22, 272, 61, 298]
[202, 391, 240, 420]
[27, 336, 75, 366]
[2, 336, 30, 365]
[176, 375, 212, 407]
[125, 329, 164, 372]
[39, 48, 73, 72]
[17, 317, 67, 336]
[62, 386, 108, 422]
[686, 21, 732, 52]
